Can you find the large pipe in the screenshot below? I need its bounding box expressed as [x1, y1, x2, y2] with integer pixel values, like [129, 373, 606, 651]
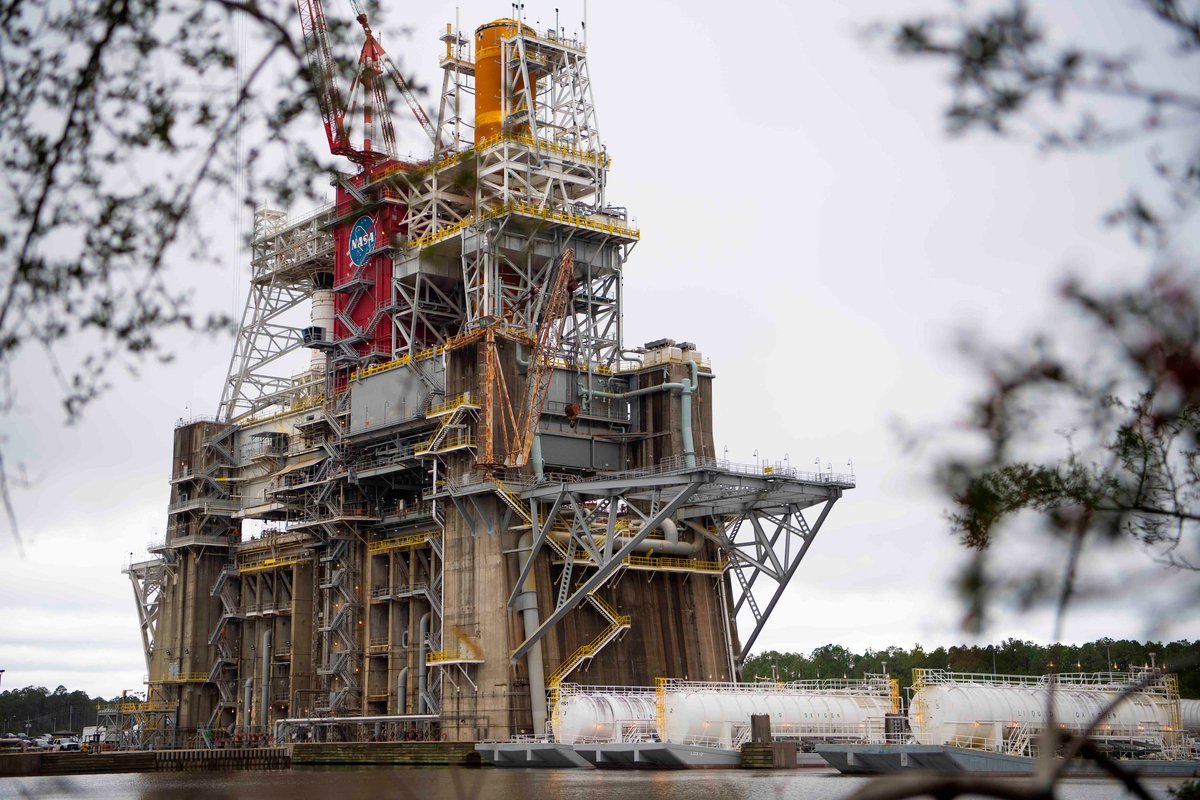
[397, 667, 409, 715]
[260, 629, 272, 732]
[550, 517, 700, 557]
[417, 612, 430, 714]
[583, 358, 699, 468]
[242, 678, 254, 731]
[516, 532, 548, 735]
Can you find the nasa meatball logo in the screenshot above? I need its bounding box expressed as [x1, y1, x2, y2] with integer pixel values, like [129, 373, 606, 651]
[348, 215, 377, 267]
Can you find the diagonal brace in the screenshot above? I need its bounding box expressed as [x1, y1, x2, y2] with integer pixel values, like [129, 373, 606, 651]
[508, 487, 567, 608]
[738, 497, 837, 663]
[510, 480, 701, 664]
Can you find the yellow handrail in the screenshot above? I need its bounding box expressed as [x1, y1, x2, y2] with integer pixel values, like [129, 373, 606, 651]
[148, 673, 208, 684]
[426, 648, 484, 665]
[367, 532, 437, 553]
[237, 554, 310, 574]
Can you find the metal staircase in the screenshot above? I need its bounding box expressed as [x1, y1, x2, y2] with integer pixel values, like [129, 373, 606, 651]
[206, 563, 241, 730]
[546, 593, 630, 687]
[415, 392, 479, 455]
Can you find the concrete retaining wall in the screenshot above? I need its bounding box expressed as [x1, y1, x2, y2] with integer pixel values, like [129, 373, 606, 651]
[0, 747, 287, 777]
[740, 742, 798, 769]
[291, 742, 481, 766]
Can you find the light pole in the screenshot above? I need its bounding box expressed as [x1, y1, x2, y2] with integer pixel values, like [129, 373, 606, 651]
[814, 457, 821, 476]
[753, 449, 759, 471]
[847, 458, 854, 477]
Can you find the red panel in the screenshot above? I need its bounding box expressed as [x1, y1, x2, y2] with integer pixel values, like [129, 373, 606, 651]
[332, 178, 407, 361]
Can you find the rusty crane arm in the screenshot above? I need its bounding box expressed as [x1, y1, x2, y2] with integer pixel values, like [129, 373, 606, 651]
[506, 248, 575, 468]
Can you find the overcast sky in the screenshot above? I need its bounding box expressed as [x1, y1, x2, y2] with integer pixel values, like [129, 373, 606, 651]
[2, 0, 1195, 698]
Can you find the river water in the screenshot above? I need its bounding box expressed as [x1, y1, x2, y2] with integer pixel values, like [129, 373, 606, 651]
[0, 767, 1189, 799]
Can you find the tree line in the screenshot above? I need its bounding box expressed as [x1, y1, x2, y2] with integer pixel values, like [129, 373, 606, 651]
[0, 685, 115, 735]
[744, 639, 1200, 698]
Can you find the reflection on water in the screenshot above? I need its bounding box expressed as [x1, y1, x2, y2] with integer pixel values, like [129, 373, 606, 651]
[0, 767, 1186, 800]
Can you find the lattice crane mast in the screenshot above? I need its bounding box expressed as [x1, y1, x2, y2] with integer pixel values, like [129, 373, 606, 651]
[295, 0, 439, 164]
[506, 248, 576, 468]
[346, 0, 439, 148]
[295, 0, 355, 160]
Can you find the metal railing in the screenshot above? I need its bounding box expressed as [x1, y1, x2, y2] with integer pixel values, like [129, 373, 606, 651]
[426, 648, 484, 665]
[427, 391, 479, 417]
[367, 532, 438, 553]
[659, 676, 895, 698]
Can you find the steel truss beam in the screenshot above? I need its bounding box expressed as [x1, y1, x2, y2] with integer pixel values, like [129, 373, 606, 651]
[220, 208, 331, 421]
[125, 558, 169, 673]
[511, 479, 703, 663]
[723, 498, 837, 663]
[511, 465, 846, 669]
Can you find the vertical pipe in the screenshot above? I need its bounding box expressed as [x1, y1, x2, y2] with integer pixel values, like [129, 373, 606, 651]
[417, 612, 430, 713]
[679, 380, 695, 469]
[397, 667, 409, 715]
[260, 629, 272, 734]
[516, 532, 547, 735]
[242, 678, 254, 733]
[681, 357, 699, 468]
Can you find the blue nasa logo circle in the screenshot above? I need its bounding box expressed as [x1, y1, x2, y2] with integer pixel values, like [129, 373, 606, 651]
[348, 215, 377, 267]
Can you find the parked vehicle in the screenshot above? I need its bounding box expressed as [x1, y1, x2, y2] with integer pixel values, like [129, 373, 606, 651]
[80, 726, 109, 752]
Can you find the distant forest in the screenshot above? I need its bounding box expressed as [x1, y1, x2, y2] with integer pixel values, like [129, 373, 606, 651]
[0, 686, 114, 735]
[742, 639, 1200, 698]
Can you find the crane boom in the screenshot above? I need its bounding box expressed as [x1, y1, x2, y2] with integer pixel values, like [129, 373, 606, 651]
[295, 0, 352, 157]
[507, 248, 576, 468]
[380, 53, 439, 147]
[345, 0, 439, 148]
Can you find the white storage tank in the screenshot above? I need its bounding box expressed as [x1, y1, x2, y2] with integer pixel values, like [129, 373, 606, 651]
[910, 680, 1172, 750]
[1183, 698, 1200, 732]
[552, 681, 895, 749]
[661, 689, 892, 748]
[553, 691, 657, 744]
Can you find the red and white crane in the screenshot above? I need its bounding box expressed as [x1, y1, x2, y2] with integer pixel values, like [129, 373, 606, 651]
[294, 0, 438, 164]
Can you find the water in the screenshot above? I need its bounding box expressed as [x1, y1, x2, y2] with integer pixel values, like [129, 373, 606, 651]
[0, 768, 1188, 800]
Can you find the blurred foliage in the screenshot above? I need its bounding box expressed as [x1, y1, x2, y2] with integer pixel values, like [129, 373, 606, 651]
[745, 638, 1200, 697]
[0, 0, 401, 548]
[890, 0, 1200, 635]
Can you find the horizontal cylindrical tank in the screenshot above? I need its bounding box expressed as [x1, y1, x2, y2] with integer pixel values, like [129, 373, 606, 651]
[553, 685, 893, 747]
[1183, 699, 1200, 732]
[554, 692, 657, 745]
[662, 690, 892, 746]
[910, 683, 1172, 748]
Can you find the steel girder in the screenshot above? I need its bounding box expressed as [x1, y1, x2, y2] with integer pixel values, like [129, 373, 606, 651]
[220, 209, 330, 422]
[125, 558, 169, 673]
[510, 477, 703, 663]
[509, 465, 848, 667]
